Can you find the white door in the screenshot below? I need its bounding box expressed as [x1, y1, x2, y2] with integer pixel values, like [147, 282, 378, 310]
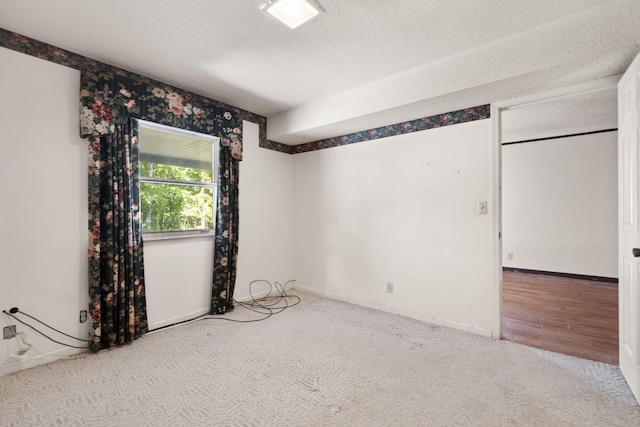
[619, 51, 640, 403]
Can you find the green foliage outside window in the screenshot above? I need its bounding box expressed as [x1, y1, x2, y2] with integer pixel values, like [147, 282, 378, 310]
[140, 162, 214, 232]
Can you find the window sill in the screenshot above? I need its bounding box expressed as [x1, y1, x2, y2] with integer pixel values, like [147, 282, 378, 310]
[143, 230, 215, 242]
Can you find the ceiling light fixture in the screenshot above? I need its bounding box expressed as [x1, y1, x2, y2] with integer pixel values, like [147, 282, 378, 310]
[263, 0, 324, 29]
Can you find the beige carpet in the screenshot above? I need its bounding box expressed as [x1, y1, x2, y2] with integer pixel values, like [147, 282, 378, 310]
[1, 292, 639, 426]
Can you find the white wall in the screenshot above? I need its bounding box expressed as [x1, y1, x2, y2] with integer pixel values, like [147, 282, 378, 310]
[144, 237, 215, 329]
[235, 121, 294, 299]
[502, 132, 618, 277]
[144, 120, 294, 329]
[293, 120, 496, 336]
[0, 47, 294, 375]
[0, 47, 88, 375]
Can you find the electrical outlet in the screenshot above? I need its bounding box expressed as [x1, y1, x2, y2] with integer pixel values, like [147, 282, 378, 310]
[386, 282, 394, 293]
[79, 310, 88, 323]
[3, 325, 17, 340]
[507, 252, 514, 260]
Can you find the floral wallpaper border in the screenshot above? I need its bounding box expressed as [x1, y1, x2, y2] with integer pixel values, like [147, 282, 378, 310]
[285, 105, 491, 155]
[0, 28, 85, 69]
[1, 27, 489, 156]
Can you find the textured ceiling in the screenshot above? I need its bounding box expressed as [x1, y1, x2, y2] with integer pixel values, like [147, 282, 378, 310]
[0, 0, 638, 144]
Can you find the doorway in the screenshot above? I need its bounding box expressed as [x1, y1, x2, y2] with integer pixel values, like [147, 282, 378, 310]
[491, 78, 620, 363]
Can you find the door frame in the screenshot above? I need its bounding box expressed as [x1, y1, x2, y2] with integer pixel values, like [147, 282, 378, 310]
[489, 76, 621, 337]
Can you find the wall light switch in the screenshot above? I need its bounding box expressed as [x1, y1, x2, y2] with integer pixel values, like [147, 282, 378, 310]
[478, 201, 488, 214]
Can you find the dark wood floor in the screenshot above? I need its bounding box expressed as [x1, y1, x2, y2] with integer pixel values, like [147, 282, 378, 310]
[502, 271, 619, 365]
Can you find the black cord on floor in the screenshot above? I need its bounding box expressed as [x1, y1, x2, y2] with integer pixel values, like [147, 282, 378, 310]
[201, 279, 300, 323]
[2, 280, 298, 348]
[150, 280, 300, 332]
[2, 310, 89, 350]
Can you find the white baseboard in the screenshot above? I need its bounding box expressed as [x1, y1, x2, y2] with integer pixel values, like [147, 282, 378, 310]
[148, 308, 211, 331]
[294, 284, 494, 338]
[147, 288, 272, 331]
[1, 346, 87, 377]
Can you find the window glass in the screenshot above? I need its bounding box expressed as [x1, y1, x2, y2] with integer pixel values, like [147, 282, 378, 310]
[138, 121, 218, 235]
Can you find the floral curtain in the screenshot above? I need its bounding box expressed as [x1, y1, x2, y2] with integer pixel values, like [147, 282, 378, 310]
[87, 121, 147, 351]
[211, 147, 240, 313]
[80, 63, 242, 350]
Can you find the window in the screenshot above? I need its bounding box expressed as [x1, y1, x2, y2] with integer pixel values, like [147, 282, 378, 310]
[138, 120, 219, 239]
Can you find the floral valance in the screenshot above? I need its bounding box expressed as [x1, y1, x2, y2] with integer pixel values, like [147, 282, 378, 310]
[79, 63, 243, 160]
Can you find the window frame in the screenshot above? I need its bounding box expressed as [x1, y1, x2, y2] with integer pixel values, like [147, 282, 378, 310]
[137, 120, 219, 241]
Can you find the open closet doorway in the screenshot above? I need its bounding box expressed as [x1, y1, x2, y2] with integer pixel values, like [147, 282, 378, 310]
[492, 79, 619, 364]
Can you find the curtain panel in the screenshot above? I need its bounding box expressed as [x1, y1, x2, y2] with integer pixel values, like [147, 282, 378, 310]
[80, 63, 242, 350]
[211, 147, 240, 314]
[87, 122, 147, 351]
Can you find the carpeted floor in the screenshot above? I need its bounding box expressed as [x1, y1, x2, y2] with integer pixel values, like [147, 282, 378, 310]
[1, 292, 639, 426]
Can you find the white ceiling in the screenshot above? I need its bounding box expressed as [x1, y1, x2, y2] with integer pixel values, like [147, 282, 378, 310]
[1, 0, 638, 145]
[501, 87, 619, 143]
